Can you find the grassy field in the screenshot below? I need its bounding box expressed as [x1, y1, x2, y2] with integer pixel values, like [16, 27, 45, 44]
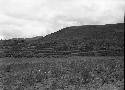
[0, 56, 124, 90]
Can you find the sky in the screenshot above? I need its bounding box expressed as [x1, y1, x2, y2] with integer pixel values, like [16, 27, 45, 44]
[0, 0, 125, 39]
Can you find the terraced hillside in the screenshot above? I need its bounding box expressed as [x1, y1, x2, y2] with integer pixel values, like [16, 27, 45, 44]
[0, 23, 124, 58]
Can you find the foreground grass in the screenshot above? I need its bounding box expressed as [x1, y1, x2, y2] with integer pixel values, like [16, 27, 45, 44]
[0, 57, 124, 90]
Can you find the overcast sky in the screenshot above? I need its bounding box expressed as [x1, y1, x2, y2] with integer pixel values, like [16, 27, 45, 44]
[0, 0, 125, 39]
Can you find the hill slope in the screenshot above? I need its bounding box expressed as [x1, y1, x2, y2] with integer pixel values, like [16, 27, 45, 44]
[42, 23, 124, 41]
[0, 23, 124, 57]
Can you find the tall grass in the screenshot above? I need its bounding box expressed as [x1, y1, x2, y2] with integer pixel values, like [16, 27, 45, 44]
[0, 57, 124, 90]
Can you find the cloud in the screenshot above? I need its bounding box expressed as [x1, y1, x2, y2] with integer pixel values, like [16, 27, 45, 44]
[0, 0, 125, 39]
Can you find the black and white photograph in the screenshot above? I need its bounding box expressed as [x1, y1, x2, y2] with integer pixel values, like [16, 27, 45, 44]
[0, 0, 124, 90]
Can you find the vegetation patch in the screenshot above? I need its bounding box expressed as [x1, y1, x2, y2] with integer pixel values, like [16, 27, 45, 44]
[0, 57, 124, 90]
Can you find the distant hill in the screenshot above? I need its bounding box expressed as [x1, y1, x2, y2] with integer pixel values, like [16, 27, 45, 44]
[0, 23, 124, 58]
[42, 23, 124, 41]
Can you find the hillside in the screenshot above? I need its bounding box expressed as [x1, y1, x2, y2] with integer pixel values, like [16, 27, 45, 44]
[0, 23, 124, 58]
[42, 23, 124, 41]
